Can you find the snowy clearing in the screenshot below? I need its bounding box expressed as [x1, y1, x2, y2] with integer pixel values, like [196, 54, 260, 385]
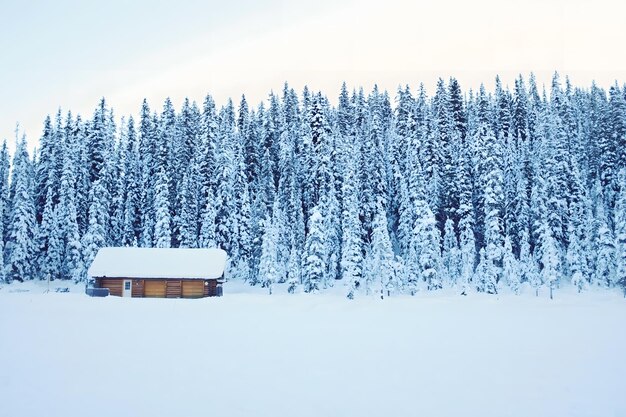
[1, 281, 625, 417]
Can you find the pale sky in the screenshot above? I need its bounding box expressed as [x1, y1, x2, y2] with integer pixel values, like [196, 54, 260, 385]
[2, 0, 626, 152]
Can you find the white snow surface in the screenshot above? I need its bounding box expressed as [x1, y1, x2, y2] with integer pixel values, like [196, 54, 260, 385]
[1, 281, 625, 417]
[87, 247, 227, 279]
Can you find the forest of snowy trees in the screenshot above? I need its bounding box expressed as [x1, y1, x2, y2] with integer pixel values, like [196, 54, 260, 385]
[2, 73, 626, 297]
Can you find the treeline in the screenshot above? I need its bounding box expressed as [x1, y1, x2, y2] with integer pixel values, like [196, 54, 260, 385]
[1, 73, 626, 297]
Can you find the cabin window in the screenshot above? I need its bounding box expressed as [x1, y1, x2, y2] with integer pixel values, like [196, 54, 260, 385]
[124, 281, 131, 291]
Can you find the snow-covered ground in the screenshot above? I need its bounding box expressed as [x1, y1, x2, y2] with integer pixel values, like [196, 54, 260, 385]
[1, 281, 625, 417]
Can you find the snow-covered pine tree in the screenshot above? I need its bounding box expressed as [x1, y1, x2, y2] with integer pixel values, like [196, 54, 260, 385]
[36, 187, 63, 281]
[494, 75, 513, 142]
[199, 187, 217, 249]
[526, 253, 542, 297]
[59, 149, 83, 282]
[178, 160, 202, 248]
[153, 166, 171, 249]
[214, 102, 241, 256]
[421, 111, 443, 234]
[360, 89, 389, 239]
[368, 203, 397, 298]
[286, 240, 301, 294]
[457, 145, 476, 295]
[0, 198, 4, 283]
[503, 141, 523, 255]
[34, 112, 64, 225]
[432, 79, 456, 231]
[139, 100, 156, 247]
[233, 179, 253, 283]
[6, 135, 36, 282]
[594, 201, 616, 288]
[615, 169, 626, 297]
[481, 125, 504, 293]
[609, 85, 626, 172]
[303, 205, 326, 293]
[122, 116, 142, 246]
[88, 98, 115, 185]
[0, 140, 10, 248]
[274, 129, 296, 285]
[470, 85, 492, 251]
[322, 178, 342, 287]
[458, 218, 476, 296]
[442, 218, 461, 287]
[258, 201, 281, 294]
[410, 199, 442, 291]
[502, 236, 520, 294]
[158, 98, 178, 245]
[82, 180, 107, 271]
[394, 85, 415, 176]
[540, 218, 561, 299]
[474, 248, 497, 294]
[340, 144, 363, 299]
[513, 75, 531, 143]
[72, 116, 90, 237]
[566, 164, 589, 292]
[107, 122, 125, 247]
[567, 221, 586, 293]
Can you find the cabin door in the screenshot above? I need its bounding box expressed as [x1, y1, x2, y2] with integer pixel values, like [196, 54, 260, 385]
[123, 279, 132, 297]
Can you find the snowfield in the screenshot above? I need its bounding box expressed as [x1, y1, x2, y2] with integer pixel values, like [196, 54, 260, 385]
[1, 281, 625, 417]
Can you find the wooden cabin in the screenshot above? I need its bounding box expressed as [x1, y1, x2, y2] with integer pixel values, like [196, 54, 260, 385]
[87, 247, 227, 298]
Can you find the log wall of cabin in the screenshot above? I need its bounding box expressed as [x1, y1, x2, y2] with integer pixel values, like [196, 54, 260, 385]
[132, 280, 144, 297]
[96, 278, 220, 298]
[205, 280, 218, 297]
[100, 279, 123, 297]
[166, 280, 182, 298]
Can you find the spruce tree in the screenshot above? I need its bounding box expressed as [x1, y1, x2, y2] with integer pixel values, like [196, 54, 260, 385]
[340, 147, 363, 299]
[122, 117, 141, 246]
[303, 205, 326, 293]
[482, 125, 504, 290]
[567, 222, 586, 293]
[36, 188, 62, 281]
[59, 156, 83, 282]
[139, 100, 156, 247]
[594, 203, 616, 287]
[0, 197, 4, 283]
[502, 236, 520, 294]
[410, 199, 442, 291]
[442, 218, 461, 287]
[179, 161, 202, 248]
[6, 136, 36, 282]
[0, 140, 10, 247]
[154, 166, 171, 249]
[82, 180, 107, 270]
[540, 219, 561, 299]
[458, 216, 476, 295]
[615, 169, 626, 296]
[258, 201, 280, 294]
[369, 204, 397, 298]
[88, 98, 114, 184]
[199, 188, 217, 249]
[474, 248, 497, 294]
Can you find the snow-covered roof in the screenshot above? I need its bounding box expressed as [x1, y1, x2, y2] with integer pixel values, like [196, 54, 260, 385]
[88, 247, 227, 280]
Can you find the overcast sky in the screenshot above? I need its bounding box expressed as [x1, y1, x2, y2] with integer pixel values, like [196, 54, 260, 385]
[2, 0, 626, 152]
